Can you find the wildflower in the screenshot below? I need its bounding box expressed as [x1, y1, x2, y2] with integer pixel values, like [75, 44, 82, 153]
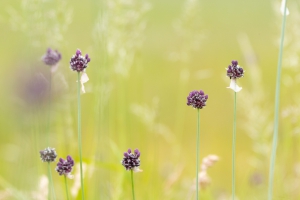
[226, 60, 244, 79]
[40, 147, 57, 199]
[39, 147, 57, 162]
[69, 49, 91, 93]
[187, 89, 208, 199]
[42, 48, 62, 72]
[186, 90, 208, 109]
[56, 155, 75, 179]
[226, 60, 244, 92]
[121, 149, 142, 172]
[69, 49, 90, 72]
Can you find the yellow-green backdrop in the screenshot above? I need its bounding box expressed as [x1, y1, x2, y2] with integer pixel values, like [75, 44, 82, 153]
[0, 0, 300, 199]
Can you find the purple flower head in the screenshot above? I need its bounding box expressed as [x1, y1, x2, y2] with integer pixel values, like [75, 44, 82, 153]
[39, 147, 57, 162]
[42, 48, 62, 66]
[226, 60, 244, 79]
[121, 148, 141, 171]
[187, 90, 208, 109]
[70, 49, 91, 72]
[134, 149, 140, 158]
[56, 155, 74, 177]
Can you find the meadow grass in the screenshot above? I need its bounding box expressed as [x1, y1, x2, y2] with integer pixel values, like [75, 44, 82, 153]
[232, 91, 237, 200]
[1, 0, 299, 199]
[64, 175, 70, 200]
[268, 0, 288, 199]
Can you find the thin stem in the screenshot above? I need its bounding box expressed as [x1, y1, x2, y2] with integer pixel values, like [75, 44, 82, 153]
[48, 163, 50, 200]
[196, 109, 200, 200]
[232, 92, 237, 200]
[268, 1, 288, 199]
[47, 162, 56, 200]
[64, 175, 70, 200]
[77, 72, 85, 199]
[131, 170, 135, 200]
[47, 72, 52, 146]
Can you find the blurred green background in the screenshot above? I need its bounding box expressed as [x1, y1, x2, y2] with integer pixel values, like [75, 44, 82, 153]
[1, 0, 300, 199]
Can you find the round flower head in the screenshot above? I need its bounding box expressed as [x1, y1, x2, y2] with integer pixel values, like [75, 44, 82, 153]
[226, 60, 244, 79]
[56, 155, 74, 178]
[39, 147, 57, 162]
[122, 149, 141, 172]
[69, 49, 91, 72]
[42, 48, 62, 66]
[187, 90, 208, 109]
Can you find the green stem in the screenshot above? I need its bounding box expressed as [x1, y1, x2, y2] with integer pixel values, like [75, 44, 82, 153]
[48, 164, 50, 200]
[232, 92, 237, 200]
[47, 72, 52, 146]
[64, 175, 70, 200]
[196, 109, 200, 200]
[268, 1, 288, 199]
[77, 72, 85, 199]
[48, 162, 56, 200]
[131, 170, 135, 200]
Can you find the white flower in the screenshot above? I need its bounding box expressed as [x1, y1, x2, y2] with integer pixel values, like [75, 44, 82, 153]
[80, 71, 89, 93]
[227, 78, 242, 92]
[133, 167, 143, 173]
[67, 173, 74, 179]
[280, 0, 289, 16]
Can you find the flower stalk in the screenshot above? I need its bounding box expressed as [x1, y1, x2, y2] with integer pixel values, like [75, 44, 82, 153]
[47, 72, 51, 146]
[48, 162, 56, 200]
[70, 49, 90, 200]
[40, 147, 57, 200]
[131, 169, 135, 200]
[56, 155, 74, 200]
[232, 91, 237, 200]
[121, 149, 142, 199]
[196, 108, 200, 200]
[268, 0, 288, 199]
[225, 60, 244, 200]
[77, 72, 85, 199]
[64, 175, 70, 200]
[186, 90, 208, 199]
[42, 48, 61, 146]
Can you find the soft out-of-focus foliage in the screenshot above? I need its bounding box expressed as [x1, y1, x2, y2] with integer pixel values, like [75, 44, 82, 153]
[7, 0, 72, 47]
[1, 0, 300, 199]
